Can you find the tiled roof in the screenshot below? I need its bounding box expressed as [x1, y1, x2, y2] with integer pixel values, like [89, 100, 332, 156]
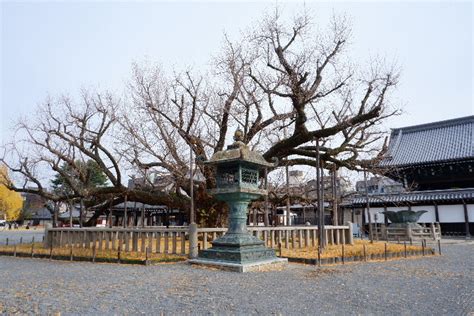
[380, 116, 474, 167]
[342, 188, 474, 206]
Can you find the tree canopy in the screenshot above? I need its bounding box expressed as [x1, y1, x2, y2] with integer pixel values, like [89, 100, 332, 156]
[0, 165, 23, 221]
[51, 160, 108, 197]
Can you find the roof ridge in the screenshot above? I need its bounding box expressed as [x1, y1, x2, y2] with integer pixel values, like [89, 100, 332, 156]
[391, 115, 474, 134]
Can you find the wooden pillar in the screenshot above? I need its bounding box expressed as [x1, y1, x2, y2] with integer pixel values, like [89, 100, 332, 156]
[463, 201, 471, 238]
[141, 232, 146, 252]
[181, 232, 186, 255]
[165, 232, 170, 253]
[298, 230, 303, 248]
[434, 203, 440, 223]
[291, 230, 296, 248]
[156, 232, 161, 253]
[172, 232, 177, 254]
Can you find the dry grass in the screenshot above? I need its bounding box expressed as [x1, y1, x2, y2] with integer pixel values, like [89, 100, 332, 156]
[0, 238, 427, 263]
[279, 240, 425, 259]
[0, 243, 186, 263]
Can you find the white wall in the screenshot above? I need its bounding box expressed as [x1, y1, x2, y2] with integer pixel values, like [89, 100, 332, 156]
[366, 207, 385, 223]
[358, 203, 474, 224]
[438, 204, 465, 223]
[468, 204, 474, 223]
[412, 205, 436, 223]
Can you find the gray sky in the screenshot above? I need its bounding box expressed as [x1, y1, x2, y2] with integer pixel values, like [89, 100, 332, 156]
[1, 1, 473, 144]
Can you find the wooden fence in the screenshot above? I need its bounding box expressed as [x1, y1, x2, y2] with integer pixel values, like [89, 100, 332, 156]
[44, 224, 353, 256]
[371, 223, 441, 241]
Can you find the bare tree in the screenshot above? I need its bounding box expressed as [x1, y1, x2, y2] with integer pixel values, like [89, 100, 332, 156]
[1, 8, 400, 226]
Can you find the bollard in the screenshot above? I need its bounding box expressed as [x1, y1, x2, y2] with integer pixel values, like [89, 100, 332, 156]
[404, 241, 407, 258]
[363, 244, 367, 262]
[278, 242, 282, 258]
[438, 240, 442, 256]
[70, 247, 73, 261]
[19, 237, 22, 244]
[31, 242, 35, 258]
[49, 243, 53, 260]
[384, 243, 387, 261]
[146, 247, 149, 264]
[422, 240, 425, 256]
[188, 223, 198, 259]
[6, 238, 8, 246]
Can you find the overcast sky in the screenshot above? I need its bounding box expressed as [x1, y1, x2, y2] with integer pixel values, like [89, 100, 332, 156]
[1, 1, 473, 145]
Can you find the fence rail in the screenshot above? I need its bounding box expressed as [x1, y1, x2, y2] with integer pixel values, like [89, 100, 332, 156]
[44, 224, 353, 255]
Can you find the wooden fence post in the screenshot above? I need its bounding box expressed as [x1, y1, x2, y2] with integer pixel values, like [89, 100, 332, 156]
[342, 244, 345, 264]
[31, 239, 35, 258]
[146, 247, 149, 264]
[92, 243, 96, 263]
[181, 232, 186, 255]
[118, 243, 122, 264]
[317, 244, 321, 267]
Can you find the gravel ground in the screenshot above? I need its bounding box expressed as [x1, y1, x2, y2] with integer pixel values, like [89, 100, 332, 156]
[0, 241, 472, 315]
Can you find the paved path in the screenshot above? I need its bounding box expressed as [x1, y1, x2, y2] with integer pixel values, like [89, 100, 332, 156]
[0, 242, 472, 315]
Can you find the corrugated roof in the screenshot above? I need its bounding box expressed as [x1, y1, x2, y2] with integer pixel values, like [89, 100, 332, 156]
[342, 188, 474, 206]
[380, 115, 474, 167]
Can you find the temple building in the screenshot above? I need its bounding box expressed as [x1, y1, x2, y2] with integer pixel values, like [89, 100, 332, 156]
[342, 115, 474, 237]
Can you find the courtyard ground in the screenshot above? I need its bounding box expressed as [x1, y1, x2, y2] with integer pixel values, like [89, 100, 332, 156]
[0, 240, 472, 315]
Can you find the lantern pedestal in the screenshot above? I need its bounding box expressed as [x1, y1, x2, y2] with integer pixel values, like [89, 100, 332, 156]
[189, 192, 287, 272]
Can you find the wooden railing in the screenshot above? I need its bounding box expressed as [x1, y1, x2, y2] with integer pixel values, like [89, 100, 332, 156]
[44, 224, 353, 256]
[371, 223, 441, 241]
[197, 225, 353, 250]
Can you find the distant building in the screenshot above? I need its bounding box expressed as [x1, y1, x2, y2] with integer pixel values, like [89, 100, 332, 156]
[355, 176, 404, 194]
[21, 192, 52, 226]
[342, 116, 474, 236]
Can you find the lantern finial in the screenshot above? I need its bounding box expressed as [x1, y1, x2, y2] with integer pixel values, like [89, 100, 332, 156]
[234, 129, 244, 142]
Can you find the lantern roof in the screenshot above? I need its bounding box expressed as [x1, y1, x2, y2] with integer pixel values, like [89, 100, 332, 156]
[204, 130, 277, 168]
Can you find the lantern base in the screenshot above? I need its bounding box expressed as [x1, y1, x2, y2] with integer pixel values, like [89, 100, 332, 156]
[188, 257, 287, 273]
[195, 232, 282, 266]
